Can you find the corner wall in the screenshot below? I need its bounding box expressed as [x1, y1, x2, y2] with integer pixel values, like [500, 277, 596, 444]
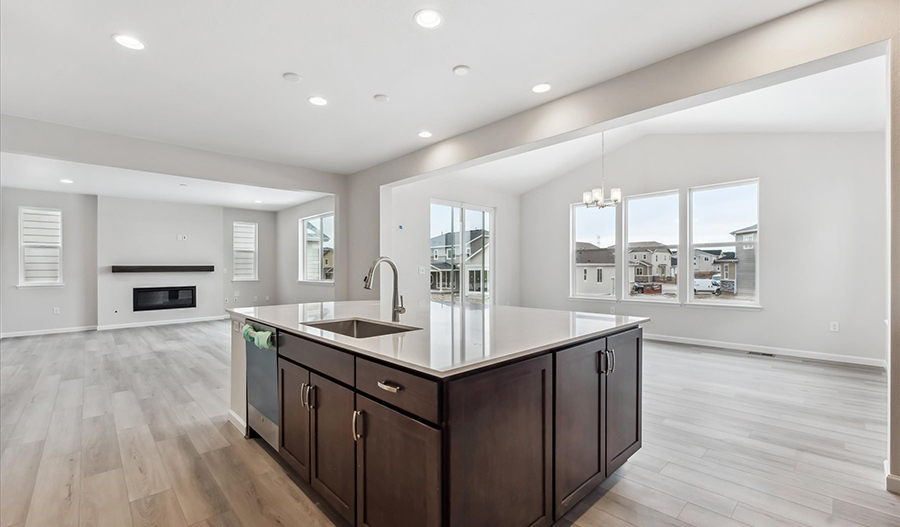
[0, 188, 98, 335]
[520, 132, 887, 366]
[222, 207, 278, 309]
[275, 195, 337, 304]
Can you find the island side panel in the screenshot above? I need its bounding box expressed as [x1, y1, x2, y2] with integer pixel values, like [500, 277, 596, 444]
[229, 314, 247, 433]
[445, 354, 553, 527]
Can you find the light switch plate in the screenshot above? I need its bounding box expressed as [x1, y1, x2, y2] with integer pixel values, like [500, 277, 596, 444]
[418, 266, 427, 275]
[829, 321, 839, 332]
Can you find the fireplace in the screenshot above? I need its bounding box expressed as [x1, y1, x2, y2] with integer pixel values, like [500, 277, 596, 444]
[133, 286, 197, 312]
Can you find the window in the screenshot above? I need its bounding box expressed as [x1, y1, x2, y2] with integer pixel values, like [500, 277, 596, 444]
[571, 204, 616, 297]
[19, 207, 63, 286]
[232, 221, 258, 281]
[430, 202, 493, 304]
[626, 192, 679, 300]
[689, 180, 758, 304]
[301, 213, 335, 282]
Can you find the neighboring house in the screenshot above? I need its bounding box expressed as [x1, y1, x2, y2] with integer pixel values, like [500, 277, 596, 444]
[575, 242, 648, 295]
[732, 223, 758, 296]
[430, 229, 489, 293]
[627, 241, 674, 278]
[692, 249, 719, 274]
[305, 221, 333, 280]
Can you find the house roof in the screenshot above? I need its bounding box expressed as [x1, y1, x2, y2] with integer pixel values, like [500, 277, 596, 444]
[431, 262, 456, 270]
[730, 224, 758, 236]
[627, 241, 673, 254]
[714, 251, 737, 262]
[575, 241, 601, 251]
[430, 229, 485, 248]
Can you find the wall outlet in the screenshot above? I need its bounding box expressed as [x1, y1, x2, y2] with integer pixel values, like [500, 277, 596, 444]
[829, 321, 840, 332]
[419, 266, 427, 275]
[234, 291, 240, 297]
[253, 296, 258, 302]
[233, 298, 238, 304]
[610, 306, 616, 314]
[265, 295, 270, 301]
[52, 307, 60, 315]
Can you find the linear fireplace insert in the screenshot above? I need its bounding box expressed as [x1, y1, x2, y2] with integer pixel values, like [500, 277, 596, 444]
[133, 286, 197, 311]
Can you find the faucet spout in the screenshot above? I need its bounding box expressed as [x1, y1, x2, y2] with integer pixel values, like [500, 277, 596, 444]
[364, 256, 406, 323]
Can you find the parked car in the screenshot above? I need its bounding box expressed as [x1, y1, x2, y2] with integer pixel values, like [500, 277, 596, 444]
[694, 278, 721, 295]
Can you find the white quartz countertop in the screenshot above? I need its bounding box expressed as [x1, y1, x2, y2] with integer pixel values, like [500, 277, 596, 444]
[229, 301, 648, 378]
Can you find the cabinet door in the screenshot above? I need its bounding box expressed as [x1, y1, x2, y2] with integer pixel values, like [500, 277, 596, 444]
[356, 395, 441, 527]
[447, 354, 553, 527]
[310, 373, 357, 525]
[554, 339, 606, 519]
[278, 358, 310, 481]
[605, 328, 642, 475]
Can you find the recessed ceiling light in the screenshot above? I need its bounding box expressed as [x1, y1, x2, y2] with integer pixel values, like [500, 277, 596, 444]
[373, 94, 390, 103]
[531, 82, 552, 93]
[453, 65, 470, 76]
[113, 34, 145, 50]
[254, 200, 263, 204]
[418, 131, 433, 138]
[282, 72, 302, 82]
[179, 183, 188, 187]
[414, 9, 442, 29]
[59, 179, 74, 184]
[308, 96, 328, 106]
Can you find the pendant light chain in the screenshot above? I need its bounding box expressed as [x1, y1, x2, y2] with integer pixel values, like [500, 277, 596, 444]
[582, 131, 622, 208]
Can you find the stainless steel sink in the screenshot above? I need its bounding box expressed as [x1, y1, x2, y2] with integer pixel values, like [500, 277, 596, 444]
[300, 318, 420, 339]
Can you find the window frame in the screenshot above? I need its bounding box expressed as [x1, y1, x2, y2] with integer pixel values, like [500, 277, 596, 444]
[18, 206, 64, 288]
[569, 202, 618, 300]
[430, 199, 496, 304]
[622, 189, 680, 303]
[687, 178, 760, 307]
[232, 221, 259, 282]
[299, 212, 336, 284]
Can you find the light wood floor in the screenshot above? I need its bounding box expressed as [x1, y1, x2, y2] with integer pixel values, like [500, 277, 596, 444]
[0, 321, 894, 527]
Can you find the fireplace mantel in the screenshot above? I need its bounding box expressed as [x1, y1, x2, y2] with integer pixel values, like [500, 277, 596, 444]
[112, 265, 215, 273]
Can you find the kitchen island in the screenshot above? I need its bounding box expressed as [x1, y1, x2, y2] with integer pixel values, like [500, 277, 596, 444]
[228, 300, 648, 527]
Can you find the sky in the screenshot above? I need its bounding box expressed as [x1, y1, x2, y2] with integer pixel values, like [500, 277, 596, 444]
[430, 204, 489, 238]
[575, 182, 757, 247]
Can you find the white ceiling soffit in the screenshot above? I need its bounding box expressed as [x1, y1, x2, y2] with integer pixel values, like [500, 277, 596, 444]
[0, 153, 328, 211]
[0, 0, 823, 175]
[440, 55, 888, 195]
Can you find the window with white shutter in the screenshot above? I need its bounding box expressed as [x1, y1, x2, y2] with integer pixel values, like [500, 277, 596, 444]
[19, 207, 63, 286]
[232, 221, 258, 281]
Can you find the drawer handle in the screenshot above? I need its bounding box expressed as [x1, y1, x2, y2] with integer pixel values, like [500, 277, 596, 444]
[377, 380, 402, 394]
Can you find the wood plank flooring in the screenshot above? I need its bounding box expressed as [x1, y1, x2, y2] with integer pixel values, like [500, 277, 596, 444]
[0, 321, 893, 527]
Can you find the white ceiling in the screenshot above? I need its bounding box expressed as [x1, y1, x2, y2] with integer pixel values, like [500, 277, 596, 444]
[0, 0, 823, 174]
[0, 153, 328, 211]
[440, 55, 888, 194]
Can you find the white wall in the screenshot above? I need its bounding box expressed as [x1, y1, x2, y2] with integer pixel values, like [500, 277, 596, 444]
[520, 133, 887, 365]
[223, 207, 278, 309]
[0, 188, 98, 335]
[275, 195, 337, 304]
[97, 196, 225, 328]
[386, 177, 521, 307]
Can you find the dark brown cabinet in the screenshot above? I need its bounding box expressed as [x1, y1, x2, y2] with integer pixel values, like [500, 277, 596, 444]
[355, 394, 441, 527]
[309, 373, 357, 525]
[605, 329, 642, 475]
[554, 339, 606, 518]
[446, 354, 553, 527]
[278, 358, 310, 481]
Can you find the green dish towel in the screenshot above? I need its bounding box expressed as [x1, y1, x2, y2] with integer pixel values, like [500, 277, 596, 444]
[242, 324, 273, 349]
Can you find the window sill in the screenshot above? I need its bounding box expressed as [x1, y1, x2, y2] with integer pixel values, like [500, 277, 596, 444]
[685, 302, 762, 311]
[298, 280, 335, 286]
[17, 283, 65, 289]
[232, 279, 259, 283]
[619, 298, 681, 307]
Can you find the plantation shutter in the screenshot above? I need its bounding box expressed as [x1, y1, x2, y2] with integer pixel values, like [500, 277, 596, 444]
[20, 208, 62, 284]
[233, 221, 257, 280]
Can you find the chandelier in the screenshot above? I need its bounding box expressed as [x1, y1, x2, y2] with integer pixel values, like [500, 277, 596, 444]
[582, 131, 622, 208]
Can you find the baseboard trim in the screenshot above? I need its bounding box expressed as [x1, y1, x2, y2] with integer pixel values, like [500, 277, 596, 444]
[886, 461, 900, 494]
[644, 333, 887, 369]
[228, 409, 247, 435]
[0, 325, 98, 339]
[97, 314, 228, 331]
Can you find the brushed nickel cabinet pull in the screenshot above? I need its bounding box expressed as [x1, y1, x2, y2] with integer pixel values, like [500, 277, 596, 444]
[609, 349, 616, 374]
[300, 382, 308, 408]
[599, 351, 609, 375]
[377, 380, 402, 394]
[307, 385, 316, 409]
[352, 410, 362, 441]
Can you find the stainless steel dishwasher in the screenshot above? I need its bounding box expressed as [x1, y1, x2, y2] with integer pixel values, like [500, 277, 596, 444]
[244, 321, 279, 449]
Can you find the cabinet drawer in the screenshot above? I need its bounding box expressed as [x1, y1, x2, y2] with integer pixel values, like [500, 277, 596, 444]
[356, 358, 439, 423]
[279, 332, 354, 386]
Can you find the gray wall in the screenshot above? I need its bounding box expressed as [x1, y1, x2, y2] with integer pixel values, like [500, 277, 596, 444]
[275, 196, 336, 304]
[0, 188, 98, 335]
[222, 207, 278, 309]
[97, 196, 225, 328]
[520, 133, 887, 365]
